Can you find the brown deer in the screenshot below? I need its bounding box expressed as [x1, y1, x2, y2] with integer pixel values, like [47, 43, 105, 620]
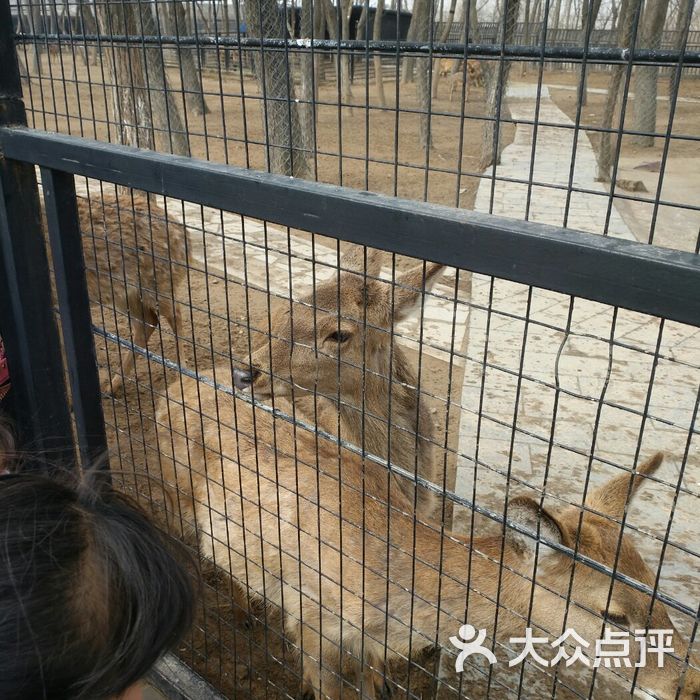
[157, 354, 699, 700]
[439, 57, 485, 102]
[71, 193, 186, 394]
[230, 248, 446, 521]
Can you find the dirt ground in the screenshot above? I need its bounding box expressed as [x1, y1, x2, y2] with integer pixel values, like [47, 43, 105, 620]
[19, 51, 515, 210]
[20, 53, 700, 699]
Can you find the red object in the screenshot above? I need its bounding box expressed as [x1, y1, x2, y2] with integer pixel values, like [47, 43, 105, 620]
[0, 338, 9, 402]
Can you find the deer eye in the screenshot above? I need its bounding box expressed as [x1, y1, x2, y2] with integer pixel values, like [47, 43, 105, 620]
[603, 611, 629, 626]
[325, 330, 352, 344]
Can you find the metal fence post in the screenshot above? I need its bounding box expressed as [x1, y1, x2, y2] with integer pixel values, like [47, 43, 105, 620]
[40, 167, 109, 473]
[0, 0, 74, 467]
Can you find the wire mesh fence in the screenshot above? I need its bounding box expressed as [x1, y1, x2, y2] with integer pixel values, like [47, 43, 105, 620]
[8, 0, 700, 252]
[1, 0, 699, 698]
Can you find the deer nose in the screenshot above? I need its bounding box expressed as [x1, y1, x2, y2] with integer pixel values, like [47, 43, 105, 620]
[233, 366, 261, 390]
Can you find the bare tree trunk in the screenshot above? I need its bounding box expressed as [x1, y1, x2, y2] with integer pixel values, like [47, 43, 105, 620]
[577, 0, 602, 105]
[528, 0, 542, 72]
[469, 0, 480, 39]
[299, 0, 316, 156]
[30, 3, 43, 75]
[321, 0, 339, 90]
[222, 0, 231, 69]
[402, 0, 433, 86]
[138, 3, 191, 155]
[553, 0, 563, 28]
[431, 0, 458, 98]
[520, 0, 531, 76]
[340, 0, 354, 101]
[564, 0, 574, 28]
[248, 0, 309, 176]
[610, 0, 619, 31]
[416, 32, 432, 151]
[322, 0, 338, 38]
[313, 1, 326, 88]
[631, 0, 670, 146]
[168, 1, 209, 116]
[97, 1, 155, 150]
[480, 0, 521, 170]
[356, 3, 369, 39]
[668, 0, 692, 93]
[403, 0, 433, 149]
[402, 0, 425, 84]
[596, 0, 642, 181]
[76, 0, 98, 66]
[373, 0, 387, 105]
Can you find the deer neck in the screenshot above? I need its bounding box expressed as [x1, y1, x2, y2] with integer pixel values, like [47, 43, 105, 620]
[326, 350, 431, 473]
[292, 348, 438, 515]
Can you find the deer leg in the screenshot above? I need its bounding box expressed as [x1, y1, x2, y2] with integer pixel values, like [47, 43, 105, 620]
[160, 295, 184, 364]
[359, 663, 386, 699]
[108, 294, 158, 395]
[160, 293, 181, 339]
[297, 624, 345, 700]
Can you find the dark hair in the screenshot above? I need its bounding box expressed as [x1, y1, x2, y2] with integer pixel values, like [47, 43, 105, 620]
[0, 429, 195, 699]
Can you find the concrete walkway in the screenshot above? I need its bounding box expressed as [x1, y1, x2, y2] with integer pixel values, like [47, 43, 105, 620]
[453, 87, 699, 692]
[474, 84, 635, 240]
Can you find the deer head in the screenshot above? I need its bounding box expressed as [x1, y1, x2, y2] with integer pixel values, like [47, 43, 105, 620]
[502, 453, 700, 699]
[233, 247, 444, 409]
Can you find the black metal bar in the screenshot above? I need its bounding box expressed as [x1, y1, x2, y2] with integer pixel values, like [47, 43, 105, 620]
[40, 167, 109, 473]
[12, 33, 700, 65]
[148, 653, 227, 700]
[0, 6, 74, 467]
[2, 127, 699, 328]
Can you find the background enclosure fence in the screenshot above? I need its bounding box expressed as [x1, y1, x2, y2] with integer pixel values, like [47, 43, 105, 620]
[1, 0, 699, 697]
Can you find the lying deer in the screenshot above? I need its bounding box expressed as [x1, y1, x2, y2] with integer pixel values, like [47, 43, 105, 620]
[158, 356, 699, 700]
[230, 248, 445, 520]
[438, 57, 485, 102]
[156, 253, 699, 698]
[72, 193, 186, 394]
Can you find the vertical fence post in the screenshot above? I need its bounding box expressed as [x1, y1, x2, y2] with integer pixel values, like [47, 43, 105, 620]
[40, 168, 109, 473]
[0, 0, 74, 467]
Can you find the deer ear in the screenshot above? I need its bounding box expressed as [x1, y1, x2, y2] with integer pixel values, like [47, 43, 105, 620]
[506, 496, 567, 560]
[585, 453, 663, 521]
[389, 262, 445, 322]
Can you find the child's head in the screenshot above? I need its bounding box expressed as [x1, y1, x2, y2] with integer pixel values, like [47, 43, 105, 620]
[0, 427, 195, 700]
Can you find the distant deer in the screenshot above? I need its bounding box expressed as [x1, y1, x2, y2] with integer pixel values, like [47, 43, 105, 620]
[439, 57, 485, 102]
[230, 248, 445, 520]
[156, 247, 699, 698]
[71, 193, 186, 394]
